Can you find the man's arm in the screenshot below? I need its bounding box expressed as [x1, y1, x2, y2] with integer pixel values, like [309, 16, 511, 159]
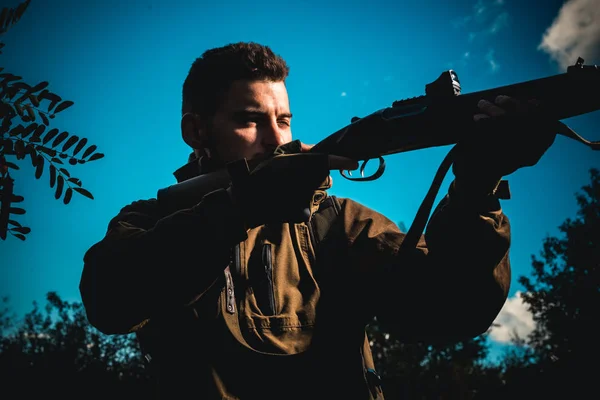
[79, 189, 246, 335]
[340, 186, 510, 344]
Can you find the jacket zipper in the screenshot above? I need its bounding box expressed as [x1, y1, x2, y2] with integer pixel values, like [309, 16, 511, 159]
[262, 243, 276, 315]
[234, 244, 241, 278]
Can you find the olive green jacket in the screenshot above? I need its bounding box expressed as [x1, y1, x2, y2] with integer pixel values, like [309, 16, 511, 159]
[80, 158, 511, 400]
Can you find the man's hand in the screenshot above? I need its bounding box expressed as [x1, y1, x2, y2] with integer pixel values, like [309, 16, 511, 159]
[452, 94, 558, 196]
[227, 141, 357, 229]
[300, 142, 358, 171]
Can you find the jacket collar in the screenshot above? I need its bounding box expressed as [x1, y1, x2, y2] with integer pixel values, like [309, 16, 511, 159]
[172, 154, 224, 183]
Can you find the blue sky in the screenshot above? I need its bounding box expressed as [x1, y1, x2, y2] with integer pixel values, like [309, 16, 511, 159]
[1, 0, 599, 359]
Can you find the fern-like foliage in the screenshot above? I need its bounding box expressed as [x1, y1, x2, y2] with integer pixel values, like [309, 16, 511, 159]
[0, 0, 104, 241]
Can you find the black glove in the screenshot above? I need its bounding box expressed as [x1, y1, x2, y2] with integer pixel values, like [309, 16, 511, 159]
[452, 95, 559, 196]
[226, 141, 331, 229]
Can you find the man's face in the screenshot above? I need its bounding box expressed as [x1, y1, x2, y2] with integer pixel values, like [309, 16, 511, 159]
[206, 79, 293, 164]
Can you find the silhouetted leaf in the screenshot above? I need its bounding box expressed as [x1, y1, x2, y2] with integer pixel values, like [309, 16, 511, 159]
[54, 100, 74, 114]
[8, 219, 22, 227]
[88, 153, 104, 161]
[37, 88, 49, 100]
[10, 226, 30, 234]
[34, 155, 44, 179]
[0, 102, 12, 118]
[29, 93, 40, 107]
[30, 124, 45, 142]
[39, 110, 49, 125]
[42, 128, 59, 145]
[50, 157, 63, 164]
[28, 149, 37, 167]
[82, 144, 97, 159]
[62, 135, 78, 152]
[14, 233, 26, 241]
[29, 80, 49, 94]
[0, 9, 7, 30]
[14, 140, 24, 159]
[55, 175, 64, 199]
[3, 9, 14, 32]
[14, 102, 24, 117]
[73, 186, 94, 200]
[41, 89, 61, 102]
[5, 85, 19, 100]
[68, 158, 77, 165]
[5, 161, 18, 170]
[38, 146, 56, 157]
[67, 177, 82, 186]
[8, 123, 24, 137]
[72, 137, 87, 156]
[63, 187, 72, 205]
[1, 140, 13, 154]
[24, 104, 35, 120]
[9, 207, 25, 215]
[51, 131, 69, 148]
[0, 73, 21, 84]
[42, 92, 62, 112]
[59, 168, 71, 178]
[21, 122, 36, 139]
[15, 0, 31, 20]
[24, 144, 35, 157]
[49, 165, 56, 188]
[10, 195, 23, 202]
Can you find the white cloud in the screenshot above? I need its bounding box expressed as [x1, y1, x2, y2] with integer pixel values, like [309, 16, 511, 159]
[489, 12, 509, 34]
[453, 0, 509, 40]
[340, 92, 347, 97]
[538, 0, 600, 71]
[450, 1, 509, 71]
[488, 291, 536, 344]
[486, 48, 500, 73]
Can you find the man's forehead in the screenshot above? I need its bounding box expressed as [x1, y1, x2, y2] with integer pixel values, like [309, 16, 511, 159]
[221, 80, 290, 110]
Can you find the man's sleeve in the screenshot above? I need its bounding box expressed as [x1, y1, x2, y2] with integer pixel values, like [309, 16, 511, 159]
[340, 185, 511, 344]
[79, 189, 247, 335]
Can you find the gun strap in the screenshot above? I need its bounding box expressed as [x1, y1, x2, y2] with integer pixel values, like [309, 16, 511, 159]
[399, 120, 599, 255]
[398, 146, 456, 254]
[557, 121, 600, 150]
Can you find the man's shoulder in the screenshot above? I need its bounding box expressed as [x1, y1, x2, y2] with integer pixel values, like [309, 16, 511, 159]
[329, 195, 400, 228]
[105, 198, 160, 231]
[327, 195, 378, 214]
[118, 198, 159, 215]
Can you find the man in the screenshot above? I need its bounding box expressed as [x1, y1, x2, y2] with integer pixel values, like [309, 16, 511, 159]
[80, 42, 556, 399]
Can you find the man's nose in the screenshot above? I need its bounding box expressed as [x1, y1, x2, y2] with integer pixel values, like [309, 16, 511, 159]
[260, 122, 286, 148]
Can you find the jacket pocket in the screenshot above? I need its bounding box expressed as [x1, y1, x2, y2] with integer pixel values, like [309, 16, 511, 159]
[262, 243, 276, 315]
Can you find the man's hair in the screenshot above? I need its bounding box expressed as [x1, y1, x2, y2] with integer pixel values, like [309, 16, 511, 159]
[182, 42, 290, 117]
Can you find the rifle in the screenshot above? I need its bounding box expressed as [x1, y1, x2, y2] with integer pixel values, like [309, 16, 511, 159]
[157, 57, 600, 251]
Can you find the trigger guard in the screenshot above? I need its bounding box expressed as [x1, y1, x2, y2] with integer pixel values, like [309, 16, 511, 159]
[340, 157, 386, 181]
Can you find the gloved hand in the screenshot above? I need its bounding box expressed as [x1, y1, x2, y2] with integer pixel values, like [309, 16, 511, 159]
[452, 94, 559, 196]
[226, 140, 357, 229]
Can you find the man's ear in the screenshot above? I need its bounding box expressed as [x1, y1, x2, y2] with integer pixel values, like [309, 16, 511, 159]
[181, 113, 210, 157]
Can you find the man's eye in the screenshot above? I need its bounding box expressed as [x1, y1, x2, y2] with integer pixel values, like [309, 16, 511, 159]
[278, 120, 291, 127]
[236, 116, 256, 125]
